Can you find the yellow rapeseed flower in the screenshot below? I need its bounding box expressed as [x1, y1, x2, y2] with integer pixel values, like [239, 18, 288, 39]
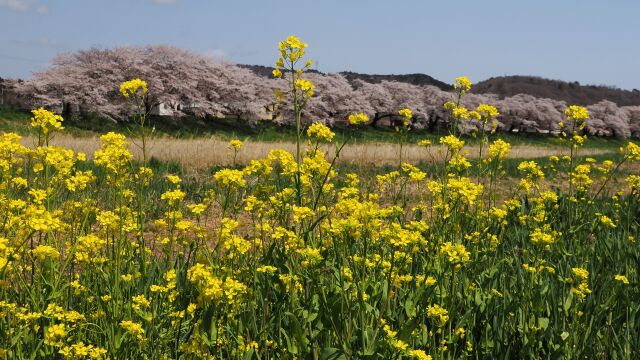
[440, 135, 465, 153]
[120, 320, 146, 342]
[409, 349, 432, 360]
[214, 168, 246, 188]
[417, 139, 432, 147]
[622, 142, 640, 161]
[307, 122, 335, 142]
[439, 242, 470, 266]
[32, 245, 60, 261]
[427, 304, 449, 326]
[399, 107, 413, 121]
[488, 139, 511, 161]
[256, 265, 278, 274]
[348, 112, 369, 125]
[295, 78, 315, 97]
[599, 215, 616, 228]
[58, 342, 108, 359]
[228, 139, 243, 151]
[120, 78, 148, 98]
[451, 106, 470, 120]
[476, 104, 500, 119]
[166, 174, 181, 185]
[614, 274, 629, 284]
[565, 105, 589, 121]
[31, 108, 64, 135]
[570, 267, 591, 300]
[453, 76, 472, 93]
[44, 323, 67, 347]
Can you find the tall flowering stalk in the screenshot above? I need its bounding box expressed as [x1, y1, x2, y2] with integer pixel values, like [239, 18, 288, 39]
[444, 76, 472, 135]
[30, 107, 64, 148]
[273, 35, 314, 205]
[29, 108, 64, 209]
[228, 139, 243, 166]
[485, 139, 511, 206]
[472, 105, 499, 159]
[397, 108, 412, 168]
[120, 78, 149, 164]
[120, 78, 151, 271]
[560, 105, 589, 223]
[27, 108, 66, 295]
[472, 104, 500, 183]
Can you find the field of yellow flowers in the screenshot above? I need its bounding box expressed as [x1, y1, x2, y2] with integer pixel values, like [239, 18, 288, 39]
[1, 36, 639, 359]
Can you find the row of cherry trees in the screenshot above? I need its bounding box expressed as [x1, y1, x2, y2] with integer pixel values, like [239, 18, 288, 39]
[5, 45, 640, 138]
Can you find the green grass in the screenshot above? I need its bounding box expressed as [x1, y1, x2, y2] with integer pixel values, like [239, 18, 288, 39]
[0, 106, 33, 135]
[0, 106, 627, 149]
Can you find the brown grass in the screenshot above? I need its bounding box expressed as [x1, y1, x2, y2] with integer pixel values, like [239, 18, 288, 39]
[23, 134, 616, 169]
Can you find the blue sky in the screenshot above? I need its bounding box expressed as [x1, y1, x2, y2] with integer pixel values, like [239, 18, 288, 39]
[0, 0, 638, 89]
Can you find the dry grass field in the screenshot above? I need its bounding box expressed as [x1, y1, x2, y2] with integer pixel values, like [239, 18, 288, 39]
[24, 133, 617, 169]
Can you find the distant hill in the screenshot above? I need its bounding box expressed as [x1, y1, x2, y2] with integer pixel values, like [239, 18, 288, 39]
[472, 76, 640, 106]
[239, 65, 453, 91]
[238, 64, 324, 78]
[339, 71, 453, 91]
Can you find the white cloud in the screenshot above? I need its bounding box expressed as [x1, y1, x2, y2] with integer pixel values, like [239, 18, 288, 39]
[35, 36, 49, 45]
[203, 48, 227, 61]
[0, 0, 47, 13]
[0, 0, 30, 11]
[149, 0, 178, 5]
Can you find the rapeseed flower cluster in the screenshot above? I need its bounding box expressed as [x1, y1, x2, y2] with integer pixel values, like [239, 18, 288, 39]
[31, 107, 64, 135]
[306, 122, 335, 142]
[119, 78, 148, 98]
[453, 76, 472, 94]
[348, 112, 369, 125]
[228, 139, 243, 150]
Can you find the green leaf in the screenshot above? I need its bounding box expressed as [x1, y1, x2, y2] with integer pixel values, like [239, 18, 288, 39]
[319, 347, 346, 360]
[538, 317, 549, 330]
[280, 328, 298, 355]
[307, 312, 318, 322]
[243, 349, 255, 360]
[563, 292, 574, 312]
[404, 297, 415, 318]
